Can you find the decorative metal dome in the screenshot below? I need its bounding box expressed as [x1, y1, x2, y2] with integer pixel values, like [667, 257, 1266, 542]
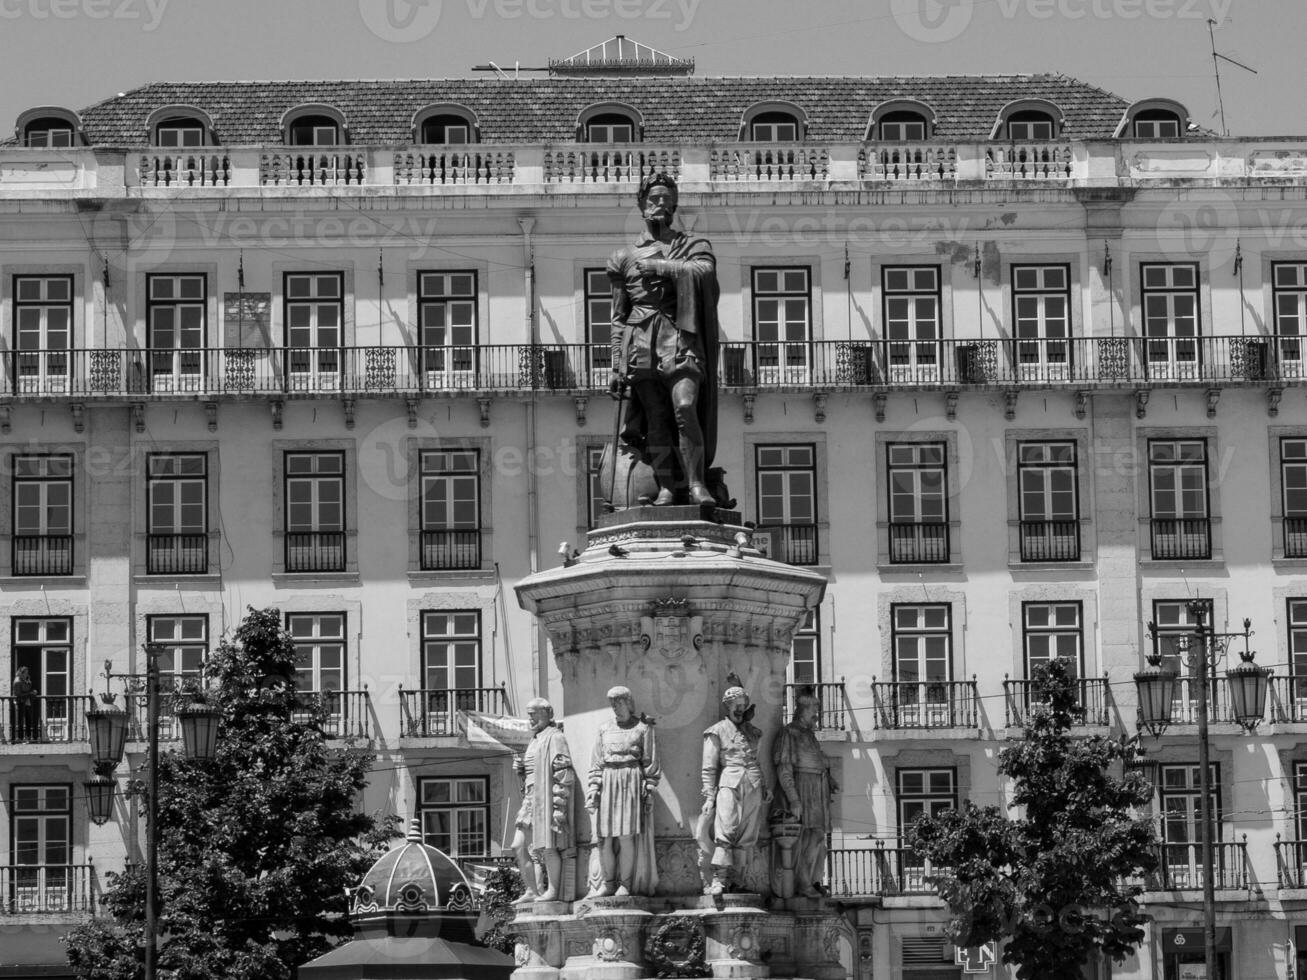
[351, 818, 475, 919]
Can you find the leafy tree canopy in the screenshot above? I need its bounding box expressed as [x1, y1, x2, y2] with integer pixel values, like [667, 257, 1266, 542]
[66, 607, 397, 980]
[907, 658, 1160, 980]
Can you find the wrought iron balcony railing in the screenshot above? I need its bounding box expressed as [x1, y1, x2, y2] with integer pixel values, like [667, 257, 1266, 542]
[888, 522, 950, 564]
[1148, 840, 1250, 891]
[826, 844, 945, 898]
[0, 864, 96, 915]
[420, 529, 482, 571]
[399, 686, 511, 738]
[0, 695, 92, 744]
[12, 534, 73, 575]
[753, 523, 819, 565]
[146, 533, 208, 574]
[0, 336, 1302, 399]
[1018, 520, 1080, 562]
[1149, 518, 1212, 560]
[1268, 675, 1307, 724]
[284, 531, 346, 573]
[870, 680, 979, 730]
[289, 689, 373, 740]
[1285, 517, 1307, 558]
[1002, 676, 1110, 728]
[783, 681, 850, 731]
[1275, 836, 1307, 888]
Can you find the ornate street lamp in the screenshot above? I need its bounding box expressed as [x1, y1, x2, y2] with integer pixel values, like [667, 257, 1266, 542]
[85, 772, 117, 826]
[1226, 622, 1272, 732]
[1133, 642, 1178, 737]
[176, 699, 222, 762]
[86, 693, 130, 768]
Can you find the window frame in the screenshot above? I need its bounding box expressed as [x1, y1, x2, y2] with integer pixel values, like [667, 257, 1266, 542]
[286, 611, 347, 695]
[11, 453, 74, 577]
[1005, 110, 1056, 141]
[1272, 262, 1307, 377]
[283, 272, 344, 391]
[418, 775, 491, 859]
[9, 783, 73, 906]
[1281, 436, 1307, 558]
[145, 614, 208, 690]
[417, 270, 479, 387]
[1132, 109, 1181, 138]
[877, 110, 928, 142]
[146, 274, 207, 391]
[584, 267, 614, 386]
[1011, 263, 1072, 379]
[420, 610, 484, 699]
[145, 453, 209, 575]
[754, 443, 818, 565]
[890, 603, 954, 690]
[154, 118, 206, 147]
[13, 274, 74, 393]
[882, 265, 942, 383]
[283, 450, 346, 573]
[24, 121, 75, 147]
[1016, 440, 1080, 562]
[419, 449, 481, 571]
[748, 111, 800, 142]
[751, 266, 812, 384]
[1021, 601, 1084, 679]
[584, 113, 637, 144]
[1147, 438, 1212, 560]
[11, 617, 73, 740]
[886, 442, 950, 564]
[1140, 262, 1202, 379]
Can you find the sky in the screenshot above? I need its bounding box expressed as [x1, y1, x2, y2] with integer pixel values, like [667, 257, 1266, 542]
[0, 0, 1301, 138]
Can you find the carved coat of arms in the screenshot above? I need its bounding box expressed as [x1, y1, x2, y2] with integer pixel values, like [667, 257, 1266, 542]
[640, 598, 703, 660]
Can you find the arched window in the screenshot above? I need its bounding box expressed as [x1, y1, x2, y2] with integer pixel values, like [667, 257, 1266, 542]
[24, 116, 75, 147]
[154, 116, 207, 148]
[285, 111, 345, 146]
[749, 110, 801, 142]
[878, 110, 929, 142]
[1133, 108, 1182, 138]
[586, 112, 637, 144]
[419, 113, 476, 145]
[1006, 110, 1056, 141]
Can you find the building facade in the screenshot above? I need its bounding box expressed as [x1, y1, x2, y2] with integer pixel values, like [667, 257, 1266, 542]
[3, 37, 1307, 979]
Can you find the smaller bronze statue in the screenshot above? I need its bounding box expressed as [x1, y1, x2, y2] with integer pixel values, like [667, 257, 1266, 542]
[511, 698, 574, 904]
[698, 675, 769, 895]
[772, 690, 839, 898]
[586, 686, 661, 897]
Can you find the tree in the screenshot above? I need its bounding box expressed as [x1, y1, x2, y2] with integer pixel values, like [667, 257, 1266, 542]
[476, 864, 524, 955]
[65, 607, 397, 980]
[907, 658, 1160, 980]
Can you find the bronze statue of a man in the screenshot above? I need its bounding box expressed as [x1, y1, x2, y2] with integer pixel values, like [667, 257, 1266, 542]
[772, 691, 839, 898]
[607, 173, 720, 507]
[511, 698, 574, 904]
[698, 678, 769, 895]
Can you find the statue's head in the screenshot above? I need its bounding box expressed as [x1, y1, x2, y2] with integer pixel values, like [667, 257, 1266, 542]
[637, 172, 678, 223]
[793, 691, 821, 728]
[525, 697, 555, 732]
[722, 685, 750, 724]
[606, 685, 635, 721]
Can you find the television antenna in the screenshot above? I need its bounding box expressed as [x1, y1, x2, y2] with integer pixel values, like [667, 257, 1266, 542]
[1207, 19, 1257, 137]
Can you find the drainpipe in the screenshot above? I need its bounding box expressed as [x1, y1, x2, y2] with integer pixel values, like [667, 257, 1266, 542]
[518, 216, 545, 697]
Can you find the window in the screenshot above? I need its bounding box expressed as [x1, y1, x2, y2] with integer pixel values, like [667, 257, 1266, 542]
[288, 114, 341, 146]
[11, 618, 71, 742]
[1151, 599, 1212, 725]
[1023, 602, 1083, 678]
[1273, 262, 1307, 377]
[585, 113, 635, 143]
[896, 768, 955, 889]
[12, 454, 73, 576]
[1017, 442, 1079, 561]
[1158, 763, 1221, 889]
[1012, 265, 1070, 380]
[749, 111, 800, 142]
[1289, 601, 1307, 708]
[586, 444, 606, 530]
[1006, 110, 1055, 140]
[1282, 438, 1307, 557]
[887, 443, 949, 563]
[13, 275, 73, 394]
[1141, 263, 1201, 380]
[1148, 439, 1211, 559]
[1296, 761, 1307, 845]
[284, 273, 343, 390]
[287, 613, 345, 695]
[584, 268, 614, 387]
[24, 119, 74, 147]
[883, 266, 941, 383]
[878, 110, 927, 142]
[419, 776, 490, 858]
[418, 271, 477, 387]
[1132, 109, 1181, 138]
[754, 444, 818, 565]
[155, 118, 205, 147]
[752, 267, 811, 384]
[420, 450, 480, 570]
[10, 785, 73, 912]
[891, 604, 954, 727]
[284, 452, 345, 572]
[147, 454, 207, 574]
[419, 611, 483, 730]
[146, 615, 207, 689]
[790, 608, 820, 686]
[147, 275, 206, 391]
[419, 114, 473, 145]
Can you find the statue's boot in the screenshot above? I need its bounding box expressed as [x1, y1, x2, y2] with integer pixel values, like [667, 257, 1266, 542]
[679, 436, 713, 506]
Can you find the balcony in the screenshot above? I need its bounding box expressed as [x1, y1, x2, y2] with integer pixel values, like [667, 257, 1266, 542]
[1147, 841, 1251, 892]
[1018, 520, 1080, 562]
[1, 695, 92, 744]
[1, 864, 96, 915]
[146, 533, 208, 574]
[12, 534, 73, 575]
[1285, 517, 1307, 558]
[826, 845, 943, 898]
[420, 529, 482, 571]
[290, 689, 373, 740]
[1275, 837, 1307, 889]
[285, 531, 345, 573]
[870, 680, 979, 731]
[783, 681, 850, 732]
[259, 148, 367, 186]
[1002, 676, 1110, 728]
[888, 523, 950, 564]
[1269, 675, 1307, 724]
[400, 686, 511, 738]
[1149, 518, 1212, 560]
[1, 337, 1304, 402]
[753, 524, 818, 565]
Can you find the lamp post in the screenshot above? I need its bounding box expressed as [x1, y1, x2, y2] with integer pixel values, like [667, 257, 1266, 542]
[1134, 600, 1268, 980]
[83, 644, 222, 980]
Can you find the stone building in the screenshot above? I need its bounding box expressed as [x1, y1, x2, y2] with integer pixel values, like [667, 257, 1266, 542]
[2, 33, 1307, 980]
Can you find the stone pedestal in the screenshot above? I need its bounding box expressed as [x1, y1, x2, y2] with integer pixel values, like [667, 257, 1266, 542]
[513, 508, 831, 980]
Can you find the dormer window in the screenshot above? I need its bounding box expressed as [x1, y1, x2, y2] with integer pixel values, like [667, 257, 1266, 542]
[420, 114, 475, 145]
[288, 114, 341, 147]
[155, 117, 206, 147]
[25, 117, 74, 147]
[1133, 108, 1182, 138]
[750, 111, 800, 142]
[878, 110, 928, 142]
[586, 113, 636, 144]
[1006, 110, 1056, 141]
